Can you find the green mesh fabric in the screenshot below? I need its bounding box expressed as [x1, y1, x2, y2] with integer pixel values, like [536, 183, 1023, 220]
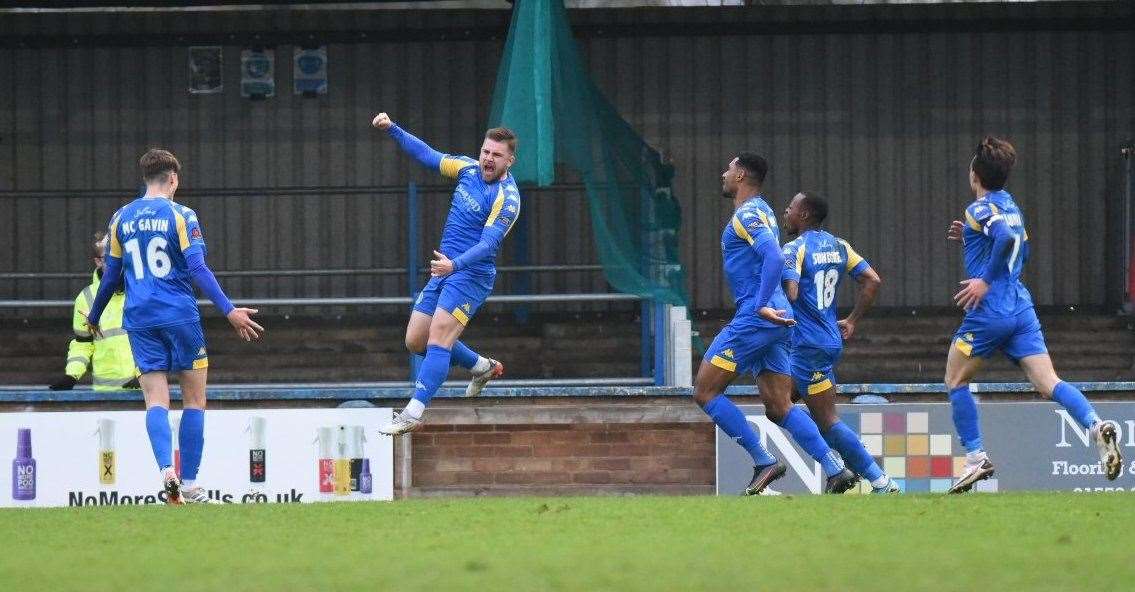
[489, 0, 690, 307]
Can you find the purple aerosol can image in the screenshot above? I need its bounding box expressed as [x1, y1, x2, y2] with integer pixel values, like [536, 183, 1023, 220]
[12, 428, 36, 501]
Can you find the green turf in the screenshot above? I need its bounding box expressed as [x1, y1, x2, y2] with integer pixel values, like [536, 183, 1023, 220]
[2, 493, 1131, 591]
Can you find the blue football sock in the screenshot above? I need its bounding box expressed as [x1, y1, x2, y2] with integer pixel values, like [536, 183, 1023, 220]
[1052, 381, 1100, 429]
[779, 407, 845, 476]
[412, 344, 452, 407]
[703, 395, 777, 467]
[949, 385, 983, 453]
[145, 406, 173, 470]
[179, 408, 205, 481]
[823, 421, 884, 482]
[450, 341, 479, 370]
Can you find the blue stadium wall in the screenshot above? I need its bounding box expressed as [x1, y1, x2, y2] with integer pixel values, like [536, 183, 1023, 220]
[1, 2, 1132, 312]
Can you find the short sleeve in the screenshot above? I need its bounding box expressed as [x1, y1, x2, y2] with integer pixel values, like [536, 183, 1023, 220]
[782, 240, 804, 282]
[439, 155, 478, 179]
[839, 239, 869, 277]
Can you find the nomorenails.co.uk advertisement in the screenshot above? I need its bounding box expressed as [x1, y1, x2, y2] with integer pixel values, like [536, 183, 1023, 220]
[1, 408, 394, 507]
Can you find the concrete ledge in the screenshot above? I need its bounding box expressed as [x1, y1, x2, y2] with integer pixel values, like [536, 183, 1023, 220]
[410, 484, 714, 497]
[424, 404, 708, 425]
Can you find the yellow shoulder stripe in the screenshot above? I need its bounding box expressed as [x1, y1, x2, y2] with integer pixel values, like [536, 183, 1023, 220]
[840, 239, 864, 272]
[108, 213, 123, 257]
[731, 215, 755, 245]
[439, 157, 469, 179]
[485, 188, 506, 227]
[795, 243, 806, 275]
[172, 210, 191, 251]
[964, 209, 982, 231]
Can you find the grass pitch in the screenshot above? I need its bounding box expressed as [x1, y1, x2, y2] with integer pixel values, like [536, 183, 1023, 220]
[2, 493, 1132, 591]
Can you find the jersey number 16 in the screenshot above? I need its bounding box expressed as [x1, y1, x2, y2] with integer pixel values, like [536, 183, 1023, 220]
[123, 237, 172, 280]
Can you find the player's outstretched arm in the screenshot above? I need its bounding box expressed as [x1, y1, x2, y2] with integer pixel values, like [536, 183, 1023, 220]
[186, 250, 264, 341]
[839, 267, 882, 340]
[371, 112, 445, 172]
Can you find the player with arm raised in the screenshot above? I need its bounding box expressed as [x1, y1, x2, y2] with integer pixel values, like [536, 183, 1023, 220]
[693, 153, 858, 496]
[85, 149, 262, 504]
[781, 192, 897, 494]
[944, 136, 1122, 493]
[372, 113, 521, 435]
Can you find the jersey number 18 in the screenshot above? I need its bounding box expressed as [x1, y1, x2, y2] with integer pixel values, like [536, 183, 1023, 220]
[814, 269, 838, 310]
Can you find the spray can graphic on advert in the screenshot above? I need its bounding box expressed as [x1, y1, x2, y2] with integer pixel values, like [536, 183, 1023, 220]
[334, 426, 351, 496]
[96, 419, 116, 485]
[12, 428, 36, 501]
[358, 459, 373, 495]
[317, 427, 335, 495]
[348, 425, 366, 492]
[248, 417, 267, 484]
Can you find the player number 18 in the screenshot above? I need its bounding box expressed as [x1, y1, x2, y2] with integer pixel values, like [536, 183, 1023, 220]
[123, 237, 172, 280]
[814, 269, 839, 310]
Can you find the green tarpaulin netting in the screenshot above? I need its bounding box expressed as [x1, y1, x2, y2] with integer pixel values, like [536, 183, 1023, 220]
[489, 0, 690, 308]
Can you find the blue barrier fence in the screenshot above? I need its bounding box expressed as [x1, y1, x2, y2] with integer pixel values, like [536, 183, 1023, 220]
[2, 382, 1133, 404]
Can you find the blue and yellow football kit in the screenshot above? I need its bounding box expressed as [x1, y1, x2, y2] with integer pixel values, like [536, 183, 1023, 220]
[703, 196, 793, 376]
[103, 197, 212, 373]
[782, 229, 870, 397]
[952, 189, 1046, 362]
[389, 125, 521, 327]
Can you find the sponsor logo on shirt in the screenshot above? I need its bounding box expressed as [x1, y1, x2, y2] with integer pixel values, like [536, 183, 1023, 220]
[455, 185, 482, 213]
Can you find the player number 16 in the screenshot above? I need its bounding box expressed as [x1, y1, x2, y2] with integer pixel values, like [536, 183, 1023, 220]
[123, 237, 172, 280]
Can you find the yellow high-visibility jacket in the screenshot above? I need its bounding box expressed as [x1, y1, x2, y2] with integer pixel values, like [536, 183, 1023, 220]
[67, 271, 138, 390]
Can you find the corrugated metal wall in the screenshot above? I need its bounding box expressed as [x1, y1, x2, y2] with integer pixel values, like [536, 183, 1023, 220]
[2, 4, 1132, 312]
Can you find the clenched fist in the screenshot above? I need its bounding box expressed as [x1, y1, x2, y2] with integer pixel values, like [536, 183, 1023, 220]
[371, 112, 393, 131]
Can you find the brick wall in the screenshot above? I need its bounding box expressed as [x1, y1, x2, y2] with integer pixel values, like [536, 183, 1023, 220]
[395, 405, 717, 496]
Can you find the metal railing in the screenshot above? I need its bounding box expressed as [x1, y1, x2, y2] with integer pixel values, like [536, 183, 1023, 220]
[0, 264, 605, 281]
[0, 182, 675, 386]
[0, 292, 641, 308]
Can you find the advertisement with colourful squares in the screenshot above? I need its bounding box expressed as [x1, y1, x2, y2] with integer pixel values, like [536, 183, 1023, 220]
[717, 403, 1135, 495]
